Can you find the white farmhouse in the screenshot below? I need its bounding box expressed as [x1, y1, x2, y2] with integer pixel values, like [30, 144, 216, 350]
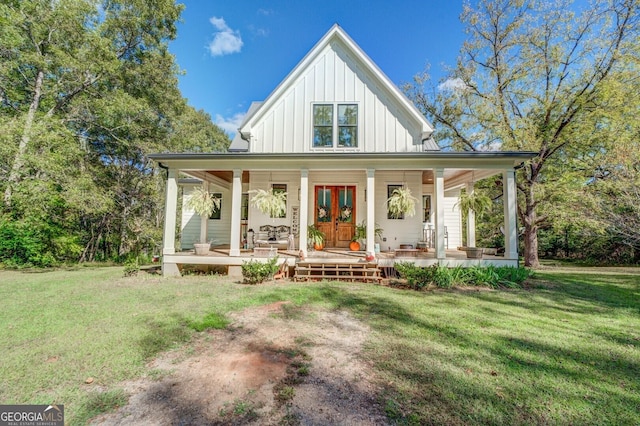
[150, 25, 534, 277]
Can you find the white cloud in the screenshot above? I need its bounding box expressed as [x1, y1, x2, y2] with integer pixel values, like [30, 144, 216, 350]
[208, 16, 243, 57]
[215, 112, 246, 136]
[438, 77, 468, 92]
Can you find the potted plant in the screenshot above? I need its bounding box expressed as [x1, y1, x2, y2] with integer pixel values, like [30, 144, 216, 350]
[351, 221, 383, 251]
[307, 224, 325, 250]
[249, 188, 287, 218]
[386, 187, 418, 218]
[185, 186, 221, 255]
[456, 190, 492, 218]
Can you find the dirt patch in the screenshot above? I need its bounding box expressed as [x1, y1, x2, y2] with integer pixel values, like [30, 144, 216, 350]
[91, 302, 388, 425]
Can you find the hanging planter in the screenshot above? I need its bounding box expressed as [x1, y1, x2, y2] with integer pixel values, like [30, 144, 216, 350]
[186, 186, 221, 254]
[186, 186, 221, 218]
[249, 188, 287, 218]
[386, 187, 418, 219]
[456, 190, 492, 217]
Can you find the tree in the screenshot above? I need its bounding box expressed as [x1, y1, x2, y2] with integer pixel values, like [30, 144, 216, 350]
[0, 0, 230, 265]
[405, 0, 639, 267]
[581, 68, 640, 259]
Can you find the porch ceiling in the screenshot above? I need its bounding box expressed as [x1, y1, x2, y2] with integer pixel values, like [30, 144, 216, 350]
[205, 170, 250, 184]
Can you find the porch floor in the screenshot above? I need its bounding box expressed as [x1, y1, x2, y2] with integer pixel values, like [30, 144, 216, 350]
[162, 246, 516, 271]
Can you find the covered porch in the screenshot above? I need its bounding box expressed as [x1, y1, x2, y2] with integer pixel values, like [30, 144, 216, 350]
[150, 152, 534, 277]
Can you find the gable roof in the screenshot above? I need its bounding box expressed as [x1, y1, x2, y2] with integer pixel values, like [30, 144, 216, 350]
[238, 24, 434, 143]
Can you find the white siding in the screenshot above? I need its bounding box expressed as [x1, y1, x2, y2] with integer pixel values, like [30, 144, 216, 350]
[421, 185, 462, 250]
[248, 41, 422, 154]
[180, 189, 200, 250]
[247, 171, 301, 232]
[444, 193, 462, 249]
[181, 172, 464, 252]
[374, 171, 424, 251]
[181, 185, 232, 249]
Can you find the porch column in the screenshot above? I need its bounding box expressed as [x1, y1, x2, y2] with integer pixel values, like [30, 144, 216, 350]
[162, 168, 178, 255]
[434, 168, 446, 260]
[229, 169, 242, 257]
[199, 181, 209, 244]
[466, 181, 476, 248]
[161, 168, 180, 277]
[299, 169, 309, 258]
[366, 169, 376, 255]
[503, 169, 518, 260]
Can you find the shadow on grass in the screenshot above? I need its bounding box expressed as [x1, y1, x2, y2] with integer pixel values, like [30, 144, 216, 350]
[526, 272, 640, 312]
[131, 278, 639, 425]
[295, 280, 640, 425]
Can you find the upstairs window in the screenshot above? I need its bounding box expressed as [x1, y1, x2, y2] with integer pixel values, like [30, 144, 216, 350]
[313, 103, 358, 148]
[338, 104, 358, 147]
[313, 105, 333, 147]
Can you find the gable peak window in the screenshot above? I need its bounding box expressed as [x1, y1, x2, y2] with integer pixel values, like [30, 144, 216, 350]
[313, 103, 358, 148]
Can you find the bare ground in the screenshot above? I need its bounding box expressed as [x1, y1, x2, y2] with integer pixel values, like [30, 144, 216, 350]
[91, 302, 388, 425]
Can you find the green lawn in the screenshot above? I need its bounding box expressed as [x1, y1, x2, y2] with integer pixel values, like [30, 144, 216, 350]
[0, 266, 638, 425]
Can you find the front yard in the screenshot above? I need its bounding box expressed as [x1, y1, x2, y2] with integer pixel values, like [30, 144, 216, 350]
[0, 266, 638, 424]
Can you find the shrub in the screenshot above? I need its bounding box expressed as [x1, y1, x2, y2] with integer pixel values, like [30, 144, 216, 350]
[0, 216, 57, 267]
[241, 257, 279, 284]
[394, 262, 530, 290]
[394, 262, 434, 289]
[123, 258, 140, 277]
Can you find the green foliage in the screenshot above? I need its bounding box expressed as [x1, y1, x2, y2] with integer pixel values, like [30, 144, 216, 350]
[394, 262, 531, 290]
[241, 257, 280, 284]
[394, 262, 434, 290]
[122, 258, 139, 277]
[185, 186, 221, 218]
[0, 0, 230, 268]
[405, 0, 639, 266]
[0, 215, 64, 267]
[456, 189, 492, 217]
[353, 221, 383, 242]
[307, 224, 326, 246]
[386, 187, 418, 218]
[249, 188, 287, 218]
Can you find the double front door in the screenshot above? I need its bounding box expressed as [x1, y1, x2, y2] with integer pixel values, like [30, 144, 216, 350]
[314, 186, 356, 248]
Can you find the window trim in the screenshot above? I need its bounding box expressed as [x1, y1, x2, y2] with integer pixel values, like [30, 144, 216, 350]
[312, 102, 359, 149]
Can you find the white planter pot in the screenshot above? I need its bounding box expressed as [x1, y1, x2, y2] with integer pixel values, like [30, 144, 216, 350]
[194, 243, 210, 255]
[466, 248, 483, 259]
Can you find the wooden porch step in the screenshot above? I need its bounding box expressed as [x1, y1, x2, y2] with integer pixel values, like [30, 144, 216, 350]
[294, 261, 381, 283]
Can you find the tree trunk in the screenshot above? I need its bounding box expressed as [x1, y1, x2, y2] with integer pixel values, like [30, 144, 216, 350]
[521, 197, 540, 267]
[4, 69, 44, 207]
[523, 224, 540, 267]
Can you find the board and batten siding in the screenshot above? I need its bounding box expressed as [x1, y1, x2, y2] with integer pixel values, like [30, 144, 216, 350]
[249, 41, 422, 154]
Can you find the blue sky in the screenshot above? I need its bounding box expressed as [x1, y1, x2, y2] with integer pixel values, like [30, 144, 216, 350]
[169, 1, 467, 136]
